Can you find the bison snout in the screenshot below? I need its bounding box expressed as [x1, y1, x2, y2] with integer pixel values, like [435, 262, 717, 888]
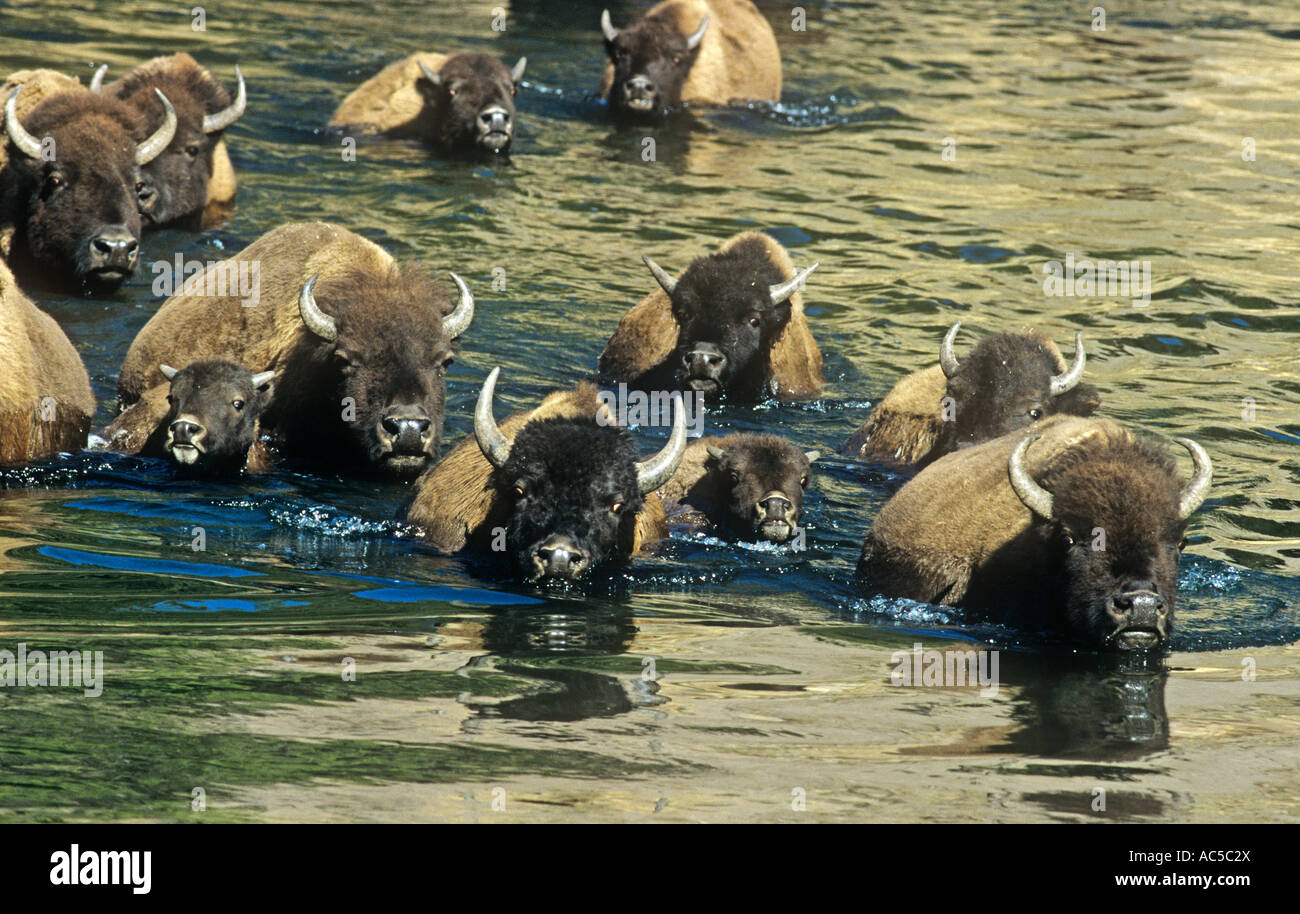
[623, 76, 656, 111]
[755, 492, 798, 542]
[167, 418, 206, 466]
[478, 106, 512, 138]
[531, 535, 591, 580]
[1109, 585, 1169, 649]
[379, 411, 434, 457]
[88, 226, 139, 275]
[682, 344, 727, 388]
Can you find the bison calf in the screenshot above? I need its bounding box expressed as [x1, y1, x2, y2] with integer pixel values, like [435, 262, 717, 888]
[658, 433, 818, 543]
[330, 52, 526, 155]
[403, 369, 686, 582]
[856, 415, 1212, 651]
[598, 0, 781, 119]
[843, 322, 1100, 467]
[599, 231, 822, 402]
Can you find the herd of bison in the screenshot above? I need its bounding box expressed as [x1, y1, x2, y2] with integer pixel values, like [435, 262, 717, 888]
[0, 0, 1213, 653]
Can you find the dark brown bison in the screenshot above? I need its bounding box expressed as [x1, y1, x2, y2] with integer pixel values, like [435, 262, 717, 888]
[330, 52, 526, 155]
[97, 54, 245, 228]
[598, 0, 781, 119]
[403, 369, 686, 581]
[599, 231, 822, 401]
[658, 433, 818, 543]
[103, 360, 275, 474]
[116, 222, 473, 476]
[843, 322, 1100, 467]
[0, 257, 95, 465]
[1, 71, 175, 292]
[856, 415, 1213, 651]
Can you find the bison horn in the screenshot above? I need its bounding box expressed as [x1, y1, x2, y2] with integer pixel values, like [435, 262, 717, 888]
[417, 59, 442, 88]
[1049, 332, 1087, 396]
[297, 275, 338, 342]
[600, 9, 619, 42]
[251, 370, 277, 388]
[1008, 434, 1054, 520]
[4, 88, 44, 160]
[159, 364, 179, 382]
[685, 15, 710, 50]
[769, 261, 819, 306]
[642, 255, 677, 296]
[474, 366, 513, 469]
[511, 57, 527, 85]
[706, 445, 726, 461]
[135, 89, 177, 164]
[441, 271, 474, 339]
[89, 64, 107, 93]
[1172, 437, 1212, 521]
[939, 321, 962, 378]
[805, 450, 821, 463]
[635, 393, 687, 494]
[202, 65, 246, 133]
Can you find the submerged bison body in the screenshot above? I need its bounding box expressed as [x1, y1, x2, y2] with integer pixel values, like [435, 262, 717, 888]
[329, 52, 526, 155]
[843, 322, 1100, 468]
[599, 232, 822, 402]
[116, 222, 473, 476]
[0, 258, 94, 465]
[100, 54, 245, 228]
[1, 74, 175, 292]
[856, 415, 1213, 651]
[658, 433, 818, 543]
[403, 369, 686, 582]
[598, 0, 781, 120]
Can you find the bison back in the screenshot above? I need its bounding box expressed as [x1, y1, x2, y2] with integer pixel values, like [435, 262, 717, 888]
[328, 53, 448, 137]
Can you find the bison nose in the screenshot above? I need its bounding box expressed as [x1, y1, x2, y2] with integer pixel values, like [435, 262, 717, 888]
[533, 536, 590, 580]
[756, 493, 794, 521]
[380, 411, 433, 455]
[683, 345, 726, 377]
[478, 106, 511, 133]
[1111, 584, 1168, 648]
[624, 75, 654, 98]
[169, 420, 203, 445]
[89, 227, 139, 270]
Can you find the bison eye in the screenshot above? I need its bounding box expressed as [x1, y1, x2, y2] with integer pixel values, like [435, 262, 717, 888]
[1177, 537, 1188, 551]
[748, 316, 761, 329]
[800, 475, 809, 489]
[1062, 533, 1075, 547]
[185, 144, 200, 157]
[513, 484, 526, 499]
[610, 501, 623, 515]
[729, 472, 740, 484]
[232, 400, 245, 411]
[1028, 407, 1044, 420]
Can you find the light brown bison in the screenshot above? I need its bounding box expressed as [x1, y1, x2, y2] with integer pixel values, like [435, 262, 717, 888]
[329, 52, 526, 155]
[842, 322, 1100, 467]
[1, 69, 176, 292]
[97, 54, 245, 228]
[599, 231, 822, 401]
[856, 415, 1213, 651]
[658, 433, 818, 543]
[116, 222, 473, 476]
[403, 368, 686, 581]
[598, 0, 781, 119]
[0, 258, 94, 465]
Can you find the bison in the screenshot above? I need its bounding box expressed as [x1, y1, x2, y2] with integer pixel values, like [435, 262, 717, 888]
[329, 52, 526, 155]
[0, 257, 95, 465]
[599, 231, 822, 402]
[657, 433, 818, 543]
[598, 0, 781, 120]
[103, 360, 275, 474]
[403, 368, 687, 582]
[842, 322, 1100, 468]
[1, 71, 176, 292]
[97, 54, 245, 228]
[856, 415, 1213, 651]
[115, 222, 473, 476]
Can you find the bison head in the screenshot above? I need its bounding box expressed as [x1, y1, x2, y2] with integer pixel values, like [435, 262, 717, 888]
[3, 85, 175, 292]
[600, 7, 708, 119]
[416, 53, 526, 154]
[1008, 433, 1212, 651]
[936, 322, 1099, 454]
[643, 247, 817, 401]
[103, 62, 245, 228]
[704, 436, 818, 543]
[157, 360, 274, 473]
[295, 264, 473, 475]
[475, 368, 686, 582]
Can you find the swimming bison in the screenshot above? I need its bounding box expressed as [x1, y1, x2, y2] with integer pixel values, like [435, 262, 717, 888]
[403, 368, 687, 582]
[599, 231, 822, 401]
[330, 52, 526, 155]
[598, 0, 781, 119]
[856, 415, 1213, 651]
[115, 222, 473, 476]
[843, 322, 1100, 467]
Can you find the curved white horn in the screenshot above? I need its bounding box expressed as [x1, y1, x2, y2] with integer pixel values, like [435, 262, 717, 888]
[642, 255, 677, 296]
[417, 59, 442, 88]
[297, 275, 338, 341]
[441, 271, 474, 339]
[769, 261, 819, 305]
[474, 367, 513, 469]
[135, 89, 177, 164]
[601, 9, 619, 42]
[510, 57, 527, 84]
[1008, 434, 1054, 520]
[159, 364, 179, 381]
[251, 370, 277, 388]
[1049, 331, 1087, 396]
[89, 64, 107, 93]
[634, 394, 687, 494]
[4, 88, 44, 160]
[1172, 437, 1212, 521]
[685, 16, 710, 51]
[202, 65, 246, 133]
[939, 321, 962, 378]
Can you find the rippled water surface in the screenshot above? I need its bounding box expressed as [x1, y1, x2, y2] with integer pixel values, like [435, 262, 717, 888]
[1, 0, 1297, 822]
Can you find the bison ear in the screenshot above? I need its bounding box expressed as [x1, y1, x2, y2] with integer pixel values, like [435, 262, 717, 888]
[510, 57, 527, 85]
[1054, 382, 1101, 418]
[159, 364, 179, 382]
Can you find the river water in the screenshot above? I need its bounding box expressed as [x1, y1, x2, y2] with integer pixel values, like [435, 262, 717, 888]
[0, 0, 1297, 821]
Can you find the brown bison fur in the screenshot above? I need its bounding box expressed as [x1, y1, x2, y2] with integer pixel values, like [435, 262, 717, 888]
[403, 381, 667, 555]
[105, 54, 239, 227]
[330, 53, 449, 136]
[598, 0, 781, 112]
[598, 231, 822, 399]
[0, 258, 94, 465]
